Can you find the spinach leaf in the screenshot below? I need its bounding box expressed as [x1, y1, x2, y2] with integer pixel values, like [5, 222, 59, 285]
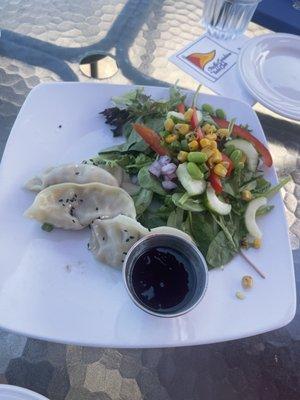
[123, 121, 134, 138]
[133, 188, 153, 216]
[206, 231, 236, 268]
[167, 208, 184, 229]
[230, 215, 248, 249]
[112, 89, 141, 108]
[144, 117, 165, 133]
[172, 193, 205, 212]
[138, 166, 166, 196]
[156, 204, 175, 219]
[124, 129, 149, 152]
[97, 143, 127, 154]
[164, 194, 175, 209]
[222, 181, 236, 197]
[211, 214, 238, 251]
[167, 211, 177, 228]
[190, 212, 219, 256]
[182, 215, 192, 236]
[138, 196, 175, 229]
[139, 212, 166, 229]
[252, 177, 271, 195]
[213, 214, 247, 250]
[206, 213, 247, 268]
[255, 176, 291, 198]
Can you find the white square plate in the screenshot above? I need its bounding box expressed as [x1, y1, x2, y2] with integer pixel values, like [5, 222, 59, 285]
[0, 83, 295, 347]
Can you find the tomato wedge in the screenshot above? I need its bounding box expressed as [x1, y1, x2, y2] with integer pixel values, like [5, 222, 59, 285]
[212, 117, 273, 167]
[209, 172, 223, 194]
[190, 108, 199, 130]
[221, 153, 233, 176]
[177, 103, 185, 114]
[195, 127, 204, 141]
[133, 123, 168, 156]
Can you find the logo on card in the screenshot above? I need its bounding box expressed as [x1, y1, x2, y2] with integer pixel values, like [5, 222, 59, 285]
[186, 49, 234, 82]
[180, 37, 237, 82]
[186, 51, 216, 70]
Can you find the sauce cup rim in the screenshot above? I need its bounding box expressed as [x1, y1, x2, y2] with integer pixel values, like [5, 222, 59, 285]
[122, 233, 209, 318]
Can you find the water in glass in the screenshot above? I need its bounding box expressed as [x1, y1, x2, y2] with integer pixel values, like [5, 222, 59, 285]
[202, 0, 261, 40]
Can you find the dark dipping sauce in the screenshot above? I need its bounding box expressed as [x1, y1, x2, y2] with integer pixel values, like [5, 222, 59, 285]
[131, 246, 196, 312]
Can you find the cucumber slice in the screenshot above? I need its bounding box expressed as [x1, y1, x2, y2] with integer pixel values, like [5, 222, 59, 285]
[176, 163, 206, 196]
[245, 197, 267, 238]
[226, 139, 258, 172]
[205, 184, 231, 215]
[167, 111, 185, 122]
[196, 110, 203, 124]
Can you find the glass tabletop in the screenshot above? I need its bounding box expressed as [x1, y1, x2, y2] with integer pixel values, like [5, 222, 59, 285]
[0, 1, 299, 399]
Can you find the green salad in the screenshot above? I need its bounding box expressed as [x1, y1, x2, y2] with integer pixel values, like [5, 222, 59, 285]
[89, 86, 290, 269]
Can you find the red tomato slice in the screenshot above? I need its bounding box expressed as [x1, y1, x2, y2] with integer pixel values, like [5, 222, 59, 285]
[209, 172, 223, 194]
[177, 103, 185, 114]
[195, 127, 204, 140]
[133, 123, 168, 156]
[191, 108, 199, 129]
[221, 153, 234, 176]
[212, 117, 273, 167]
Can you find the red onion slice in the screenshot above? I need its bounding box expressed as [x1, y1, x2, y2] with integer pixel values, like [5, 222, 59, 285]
[148, 160, 162, 178]
[158, 155, 171, 166]
[162, 180, 177, 190]
[161, 162, 177, 175]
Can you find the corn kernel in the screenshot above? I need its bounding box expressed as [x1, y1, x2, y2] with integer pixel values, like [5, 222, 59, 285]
[209, 149, 222, 164]
[200, 147, 214, 158]
[175, 123, 190, 135]
[217, 128, 230, 138]
[241, 190, 252, 202]
[236, 291, 245, 300]
[253, 238, 261, 249]
[205, 133, 217, 141]
[200, 138, 211, 148]
[165, 134, 178, 144]
[242, 275, 253, 289]
[213, 163, 228, 177]
[184, 108, 194, 122]
[177, 150, 188, 162]
[209, 140, 218, 149]
[164, 118, 175, 132]
[188, 140, 199, 151]
[206, 158, 214, 169]
[202, 123, 217, 135]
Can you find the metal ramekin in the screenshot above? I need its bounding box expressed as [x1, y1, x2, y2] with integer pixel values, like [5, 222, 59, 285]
[122, 233, 208, 318]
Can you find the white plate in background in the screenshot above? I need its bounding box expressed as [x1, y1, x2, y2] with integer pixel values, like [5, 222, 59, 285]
[0, 83, 295, 347]
[238, 33, 300, 120]
[0, 385, 49, 400]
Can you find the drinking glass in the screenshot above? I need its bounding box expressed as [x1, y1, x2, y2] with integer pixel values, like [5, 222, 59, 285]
[202, 0, 262, 40]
